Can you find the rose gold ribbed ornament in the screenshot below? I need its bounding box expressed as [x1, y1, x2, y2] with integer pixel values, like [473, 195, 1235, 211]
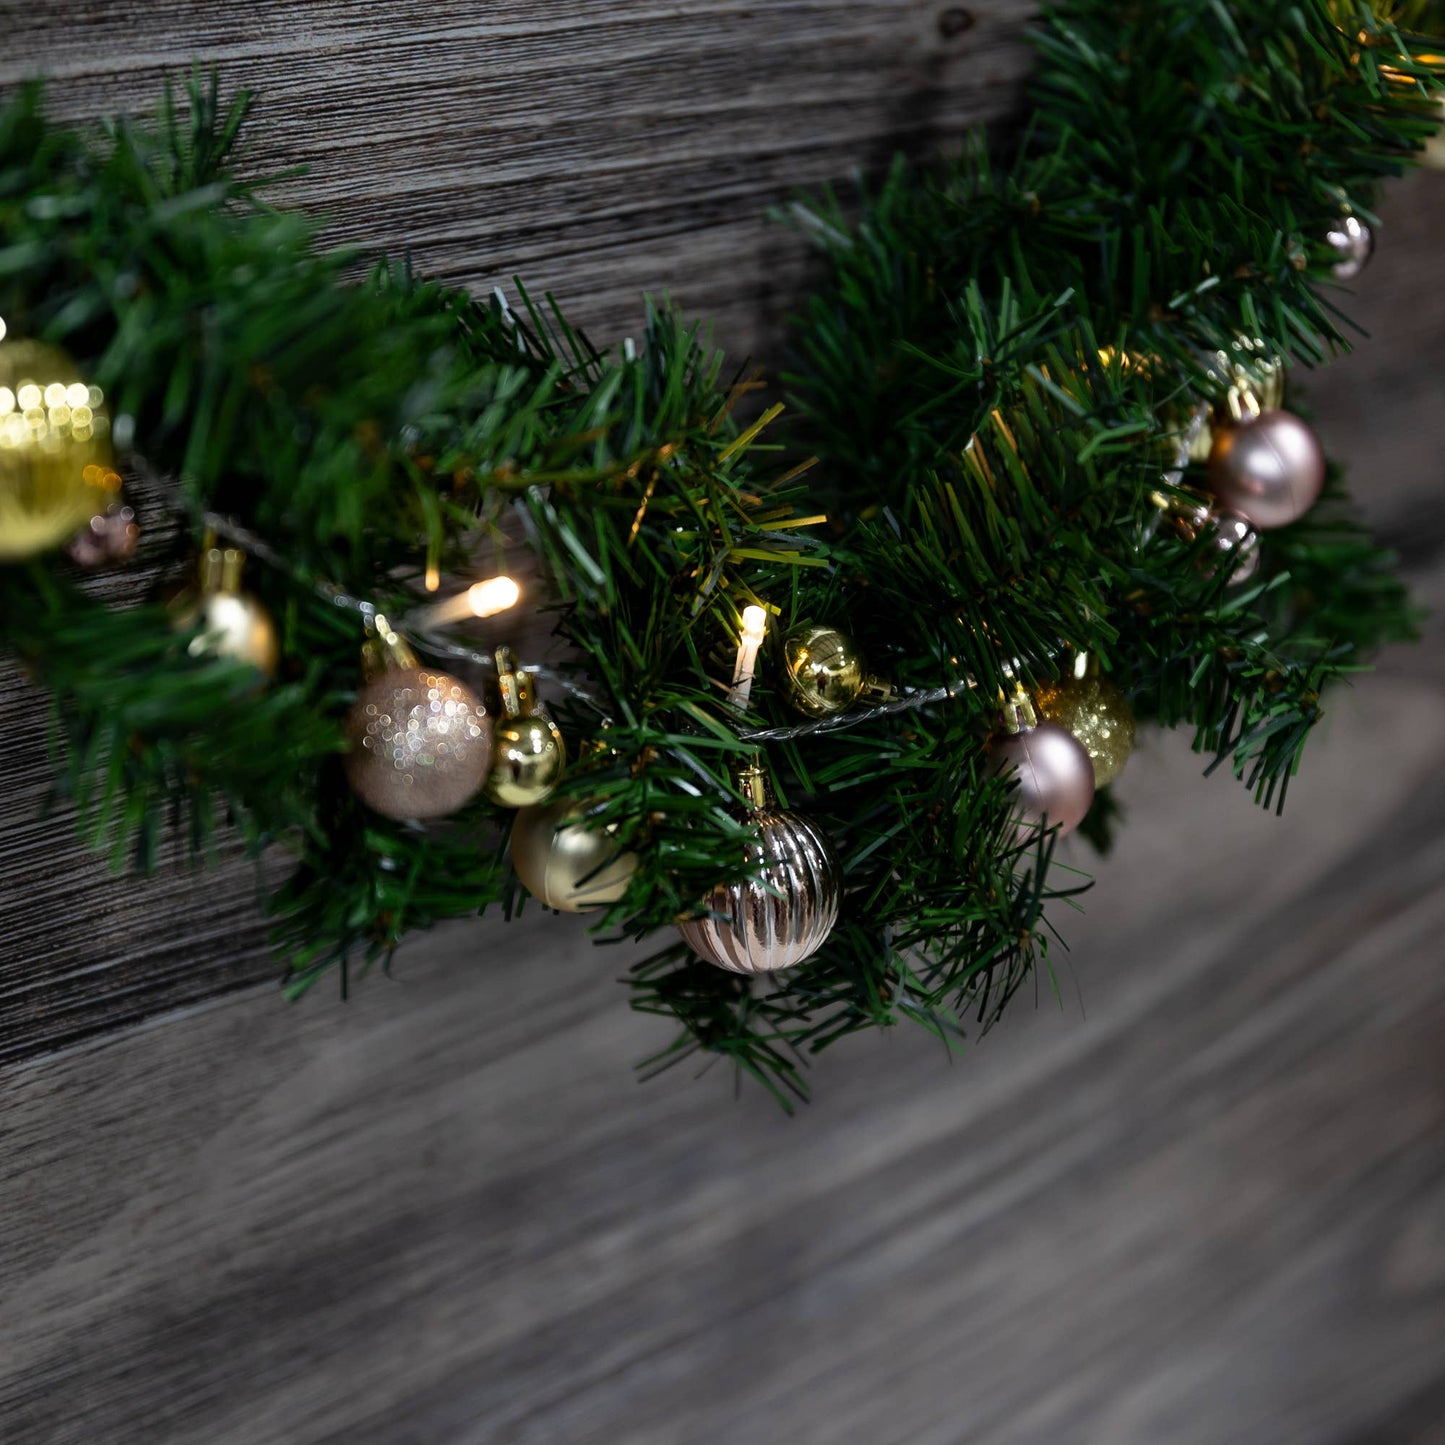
[677, 761, 840, 976]
[343, 615, 492, 821]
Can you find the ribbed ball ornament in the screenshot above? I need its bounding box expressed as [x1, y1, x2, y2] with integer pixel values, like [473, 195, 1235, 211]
[677, 764, 840, 975]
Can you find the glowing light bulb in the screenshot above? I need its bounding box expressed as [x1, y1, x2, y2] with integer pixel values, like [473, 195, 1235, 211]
[467, 575, 521, 618]
[728, 604, 769, 712]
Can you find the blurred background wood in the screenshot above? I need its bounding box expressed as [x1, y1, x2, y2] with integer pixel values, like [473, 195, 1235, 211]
[3, 4, 1445, 1443]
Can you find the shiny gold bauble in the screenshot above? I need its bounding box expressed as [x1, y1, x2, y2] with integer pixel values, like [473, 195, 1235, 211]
[177, 591, 281, 676]
[344, 667, 492, 821]
[0, 337, 114, 559]
[676, 765, 839, 975]
[1034, 671, 1136, 788]
[510, 798, 638, 912]
[171, 546, 280, 677]
[783, 625, 866, 717]
[487, 714, 566, 808]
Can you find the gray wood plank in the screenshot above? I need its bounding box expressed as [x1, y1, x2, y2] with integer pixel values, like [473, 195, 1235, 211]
[2, 639, 1443, 1445]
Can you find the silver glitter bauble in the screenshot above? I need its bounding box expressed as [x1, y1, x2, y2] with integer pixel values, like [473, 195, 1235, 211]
[1207, 409, 1325, 531]
[510, 797, 637, 912]
[989, 721, 1096, 841]
[1326, 214, 1374, 282]
[344, 667, 492, 820]
[677, 764, 840, 976]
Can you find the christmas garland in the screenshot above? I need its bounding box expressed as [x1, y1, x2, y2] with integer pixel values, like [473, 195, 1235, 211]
[1, 2, 1440, 1104]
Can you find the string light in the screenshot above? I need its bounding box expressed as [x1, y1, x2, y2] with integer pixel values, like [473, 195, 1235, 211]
[404, 575, 521, 630]
[728, 604, 768, 713]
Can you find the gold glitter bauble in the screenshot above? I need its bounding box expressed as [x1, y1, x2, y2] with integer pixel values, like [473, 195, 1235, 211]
[344, 667, 492, 821]
[783, 625, 866, 717]
[0, 336, 115, 559]
[510, 798, 637, 913]
[1034, 672, 1136, 788]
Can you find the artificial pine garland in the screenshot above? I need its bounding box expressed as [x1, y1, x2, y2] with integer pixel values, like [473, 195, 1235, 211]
[0, 1, 1439, 1104]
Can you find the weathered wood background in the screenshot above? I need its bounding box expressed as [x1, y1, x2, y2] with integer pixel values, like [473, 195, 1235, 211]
[3, 4, 1445, 1442]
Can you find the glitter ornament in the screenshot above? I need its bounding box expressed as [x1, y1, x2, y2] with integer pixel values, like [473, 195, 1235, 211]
[172, 544, 280, 677]
[510, 797, 638, 912]
[0, 333, 114, 560]
[677, 760, 840, 975]
[486, 646, 566, 808]
[343, 617, 491, 821]
[1034, 662, 1136, 789]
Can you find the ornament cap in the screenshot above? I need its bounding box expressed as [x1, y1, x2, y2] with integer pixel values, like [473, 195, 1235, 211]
[198, 544, 247, 596]
[730, 757, 772, 811]
[494, 645, 539, 718]
[363, 612, 418, 677]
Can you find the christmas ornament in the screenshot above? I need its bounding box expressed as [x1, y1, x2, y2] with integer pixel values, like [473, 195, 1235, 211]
[173, 543, 280, 677]
[1326, 214, 1374, 281]
[677, 760, 840, 975]
[1207, 409, 1325, 530]
[783, 624, 865, 717]
[988, 694, 1096, 841]
[510, 796, 638, 912]
[486, 646, 566, 807]
[67, 502, 139, 567]
[343, 616, 492, 821]
[0, 333, 114, 560]
[1208, 510, 1261, 585]
[1034, 661, 1135, 788]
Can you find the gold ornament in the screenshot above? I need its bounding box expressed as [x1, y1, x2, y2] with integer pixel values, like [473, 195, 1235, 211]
[343, 616, 492, 821]
[486, 647, 566, 808]
[172, 544, 280, 677]
[1034, 663, 1136, 789]
[677, 760, 840, 975]
[0, 332, 115, 560]
[783, 625, 864, 717]
[510, 797, 638, 912]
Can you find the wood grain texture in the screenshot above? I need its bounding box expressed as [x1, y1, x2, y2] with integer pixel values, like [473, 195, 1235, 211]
[0, 0, 1036, 1061]
[3, 9, 1445, 1442]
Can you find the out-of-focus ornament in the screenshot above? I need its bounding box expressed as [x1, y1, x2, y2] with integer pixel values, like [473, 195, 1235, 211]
[343, 615, 492, 821]
[172, 542, 280, 676]
[1208, 510, 1261, 585]
[677, 760, 840, 975]
[67, 501, 140, 567]
[1150, 490, 1260, 586]
[0, 330, 114, 560]
[1034, 659, 1136, 789]
[510, 796, 638, 912]
[1207, 409, 1325, 530]
[1325, 214, 1374, 282]
[486, 646, 566, 808]
[988, 693, 1095, 841]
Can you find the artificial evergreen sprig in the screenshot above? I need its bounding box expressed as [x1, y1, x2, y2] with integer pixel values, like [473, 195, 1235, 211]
[0, 0, 1439, 1106]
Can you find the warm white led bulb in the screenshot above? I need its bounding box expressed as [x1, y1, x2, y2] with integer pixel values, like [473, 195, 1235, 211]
[467, 575, 522, 618]
[729, 604, 769, 711]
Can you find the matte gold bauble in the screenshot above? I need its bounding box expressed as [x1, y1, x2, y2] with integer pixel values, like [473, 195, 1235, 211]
[486, 647, 566, 808]
[0, 336, 114, 560]
[1034, 671, 1136, 788]
[345, 667, 492, 821]
[677, 762, 839, 975]
[171, 546, 279, 677]
[510, 798, 638, 912]
[783, 625, 866, 717]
